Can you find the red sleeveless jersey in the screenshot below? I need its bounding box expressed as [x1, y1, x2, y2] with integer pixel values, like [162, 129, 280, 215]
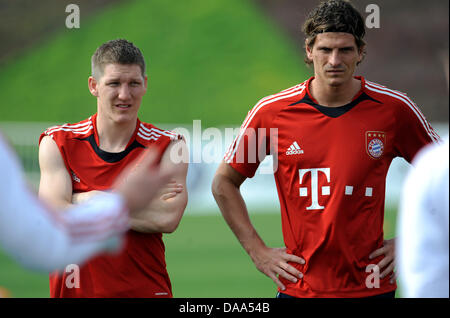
[225, 77, 439, 297]
[39, 113, 180, 298]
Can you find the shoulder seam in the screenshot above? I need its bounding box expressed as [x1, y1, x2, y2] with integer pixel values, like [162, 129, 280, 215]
[224, 83, 306, 163]
[137, 123, 179, 141]
[44, 117, 93, 136]
[365, 82, 440, 142]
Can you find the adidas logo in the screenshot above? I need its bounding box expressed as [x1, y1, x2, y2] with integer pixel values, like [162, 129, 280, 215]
[286, 141, 304, 155]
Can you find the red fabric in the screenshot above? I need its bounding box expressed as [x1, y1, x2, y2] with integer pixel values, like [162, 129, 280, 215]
[41, 114, 177, 297]
[226, 77, 438, 297]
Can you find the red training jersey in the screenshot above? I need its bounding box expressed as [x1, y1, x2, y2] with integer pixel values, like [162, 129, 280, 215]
[224, 76, 440, 298]
[39, 113, 181, 298]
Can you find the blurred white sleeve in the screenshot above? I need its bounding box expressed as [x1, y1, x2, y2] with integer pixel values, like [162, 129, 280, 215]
[397, 137, 449, 298]
[0, 136, 129, 273]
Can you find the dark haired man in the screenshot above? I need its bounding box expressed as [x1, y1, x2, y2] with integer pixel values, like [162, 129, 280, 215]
[39, 39, 188, 297]
[212, 0, 439, 298]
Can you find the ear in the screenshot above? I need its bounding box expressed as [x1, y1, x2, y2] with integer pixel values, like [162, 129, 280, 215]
[88, 76, 99, 97]
[358, 45, 366, 63]
[144, 75, 148, 91]
[305, 40, 314, 62]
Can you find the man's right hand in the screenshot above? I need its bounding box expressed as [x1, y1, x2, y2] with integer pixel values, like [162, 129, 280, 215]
[158, 181, 184, 201]
[249, 246, 305, 291]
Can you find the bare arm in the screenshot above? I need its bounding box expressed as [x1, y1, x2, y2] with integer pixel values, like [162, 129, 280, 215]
[211, 162, 305, 291]
[129, 139, 189, 233]
[38, 136, 73, 209]
[72, 190, 106, 204]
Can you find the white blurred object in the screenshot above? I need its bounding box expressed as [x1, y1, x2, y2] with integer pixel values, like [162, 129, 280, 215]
[0, 133, 128, 272]
[397, 136, 449, 298]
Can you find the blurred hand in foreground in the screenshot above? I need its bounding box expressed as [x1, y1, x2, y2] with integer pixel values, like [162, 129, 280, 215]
[113, 147, 177, 214]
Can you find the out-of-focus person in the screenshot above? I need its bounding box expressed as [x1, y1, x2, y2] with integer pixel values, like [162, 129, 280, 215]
[0, 133, 174, 273]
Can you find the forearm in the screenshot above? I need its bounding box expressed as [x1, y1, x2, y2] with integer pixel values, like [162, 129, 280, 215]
[212, 164, 305, 290]
[212, 174, 266, 256]
[72, 190, 106, 205]
[126, 140, 188, 233]
[129, 193, 187, 233]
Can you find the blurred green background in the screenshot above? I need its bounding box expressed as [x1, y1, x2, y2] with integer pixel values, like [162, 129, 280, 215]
[0, 0, 308, 126]
[1, 0, 440, 298]
[0, 0, 310, 298]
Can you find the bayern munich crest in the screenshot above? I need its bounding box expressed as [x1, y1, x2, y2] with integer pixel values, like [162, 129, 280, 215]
[366, 131, 386, 159]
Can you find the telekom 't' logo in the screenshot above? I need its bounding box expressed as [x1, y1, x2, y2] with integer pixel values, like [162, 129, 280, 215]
[299, 168, 331, 210]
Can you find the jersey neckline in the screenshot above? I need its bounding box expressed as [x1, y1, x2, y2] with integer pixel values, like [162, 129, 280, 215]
[83, 113, 145, 163]
[289, 76, 381, 118]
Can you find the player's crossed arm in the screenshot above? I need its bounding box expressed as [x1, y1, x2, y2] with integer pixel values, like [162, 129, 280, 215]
[127, 139, 189, 234]
[64, 140, 188, 234]
[72, 183, 183, 204]
[212, 163, 305, 291]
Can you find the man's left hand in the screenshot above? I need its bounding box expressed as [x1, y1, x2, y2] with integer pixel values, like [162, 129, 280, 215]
[369, 238, 396, 284]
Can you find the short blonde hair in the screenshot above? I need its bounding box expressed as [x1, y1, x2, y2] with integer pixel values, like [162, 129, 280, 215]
[91, 39, 146, 79]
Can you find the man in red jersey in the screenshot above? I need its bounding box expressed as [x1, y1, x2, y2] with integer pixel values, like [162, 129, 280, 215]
[212, 0, 440, 298]
[38, 39, 188, 297]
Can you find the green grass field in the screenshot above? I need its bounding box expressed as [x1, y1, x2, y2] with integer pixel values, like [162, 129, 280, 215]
[0, 0, 308, 127]
[0, 210, 399, 298]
